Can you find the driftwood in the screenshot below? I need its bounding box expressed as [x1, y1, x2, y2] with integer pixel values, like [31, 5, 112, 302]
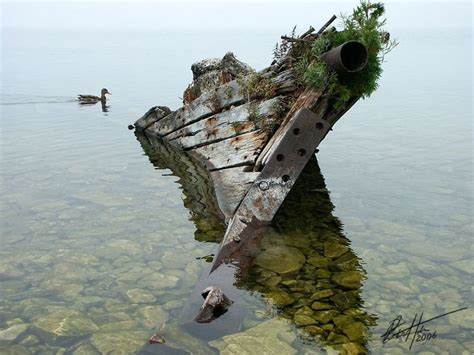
[194, 286, 233, 323]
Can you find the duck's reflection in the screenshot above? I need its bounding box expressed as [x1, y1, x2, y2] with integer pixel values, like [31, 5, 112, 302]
[101, 100, 109, 113]
[136, 132, 376, 353]
[77, 100, 110, 113]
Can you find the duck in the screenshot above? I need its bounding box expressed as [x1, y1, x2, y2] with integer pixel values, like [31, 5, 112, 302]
[78, 88, 111, 104]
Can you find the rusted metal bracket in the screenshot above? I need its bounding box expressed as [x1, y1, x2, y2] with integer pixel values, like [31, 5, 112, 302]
[211, 108, 332, 272]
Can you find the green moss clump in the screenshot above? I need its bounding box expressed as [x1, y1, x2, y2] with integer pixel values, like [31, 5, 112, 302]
[295, 0, 398, 110]
[269, 99, 287, 119]
[237, 71, 275, 102]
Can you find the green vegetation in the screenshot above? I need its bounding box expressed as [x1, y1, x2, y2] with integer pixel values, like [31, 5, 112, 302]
[269, 99, 287, 119]
[287, 1, 397, 110]
[205, 92, 221, 113]
[247, 102, 263, 123]
[237, 71, 275, 102]
[245, 102, 280, 133]
[230, 121, 246, 134]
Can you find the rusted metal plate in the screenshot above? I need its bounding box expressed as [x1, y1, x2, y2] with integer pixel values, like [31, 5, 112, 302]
[254, 89, 324, 170]
[211, 107, 332, 271]
[166, 97, 282, 150]
[188, 130, 268, 171]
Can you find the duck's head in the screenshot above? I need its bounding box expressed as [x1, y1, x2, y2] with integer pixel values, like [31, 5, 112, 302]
[101, 88, 111, 96]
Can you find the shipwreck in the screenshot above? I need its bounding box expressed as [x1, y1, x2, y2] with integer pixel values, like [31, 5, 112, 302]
[131, 2, 395, 346]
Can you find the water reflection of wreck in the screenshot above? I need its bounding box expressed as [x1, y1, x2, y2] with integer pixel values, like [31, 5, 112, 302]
[136, 134, 377, 353]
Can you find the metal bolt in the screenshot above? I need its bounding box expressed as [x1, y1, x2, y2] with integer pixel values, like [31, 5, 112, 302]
[258, 181, 269, 191]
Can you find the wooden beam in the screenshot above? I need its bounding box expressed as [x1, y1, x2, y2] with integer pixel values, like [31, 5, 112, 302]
[188, 130, 269, 171]
[167, 97, 283, 150]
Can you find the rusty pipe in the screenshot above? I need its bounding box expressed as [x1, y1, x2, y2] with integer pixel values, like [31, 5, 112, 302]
[321, 41, 368, 73]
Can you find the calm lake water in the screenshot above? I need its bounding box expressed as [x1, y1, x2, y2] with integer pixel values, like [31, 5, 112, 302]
[1, 8, 473, 355]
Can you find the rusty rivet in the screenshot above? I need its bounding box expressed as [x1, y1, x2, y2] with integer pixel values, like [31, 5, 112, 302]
[258, 181, 269, 191]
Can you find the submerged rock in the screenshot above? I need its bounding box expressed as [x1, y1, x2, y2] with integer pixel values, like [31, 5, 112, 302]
[209, 319, 296, 355]
[339, 342, 367, 354]
[255, 246, 306, 275]
[135, 306, 169, 330]
[332, 315, 354, 328]
[294, 315, 317, 326]
[449, 260, 473, 274]
[327, 332, 349, 344]
[448, 308, 474, 329]
[332, 271, 363, 289]
[0, 323, 28, 342]
[72, 341, 100, 355]
[20, 335, 39, 347]
[100, 320, 138, 332]
[331, 291, 359, 310]
[312, 310, 339, 324]
[342, 321, 366, 341]
[304, 325, 325, 335]
[315, 269, 331, 279]
[126, 289, 157, 304]
[310, 289, 334, 301]
[307, 255, 330, 268]
[311, 302, 332, 310]
[324, 241, 349, 259]
[266, 290, 294, 307]
[33, 309, 98, 337]
[90, 331, 149, 354]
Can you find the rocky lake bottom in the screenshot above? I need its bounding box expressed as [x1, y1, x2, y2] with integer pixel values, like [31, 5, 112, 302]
[0, 138, 472, 354]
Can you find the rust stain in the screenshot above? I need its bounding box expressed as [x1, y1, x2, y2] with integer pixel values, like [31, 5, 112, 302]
[183, 85, 199, 104]
[231, 136, 242, 144]
[206, 116, 218, 127]
[207, 128, 219, 137]
[218, 71, 233, 85]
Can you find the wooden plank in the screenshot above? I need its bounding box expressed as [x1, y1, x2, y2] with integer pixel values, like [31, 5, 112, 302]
[188, 130, 268, 171]
[143, 70, 296, 138]
[134, 106, 171, 131]
[167, 97, 283, 149]
[210, 168, 259, 221]
[145, 81, 243, 137]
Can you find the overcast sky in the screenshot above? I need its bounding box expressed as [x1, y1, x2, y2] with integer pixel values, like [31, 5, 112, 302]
[1, 1, 472, 32]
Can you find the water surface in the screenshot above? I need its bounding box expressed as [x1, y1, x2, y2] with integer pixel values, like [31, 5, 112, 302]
[1, 9, 472, 355]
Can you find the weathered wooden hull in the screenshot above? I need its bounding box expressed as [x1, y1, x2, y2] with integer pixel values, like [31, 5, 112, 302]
[133, 21, 366, 300]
